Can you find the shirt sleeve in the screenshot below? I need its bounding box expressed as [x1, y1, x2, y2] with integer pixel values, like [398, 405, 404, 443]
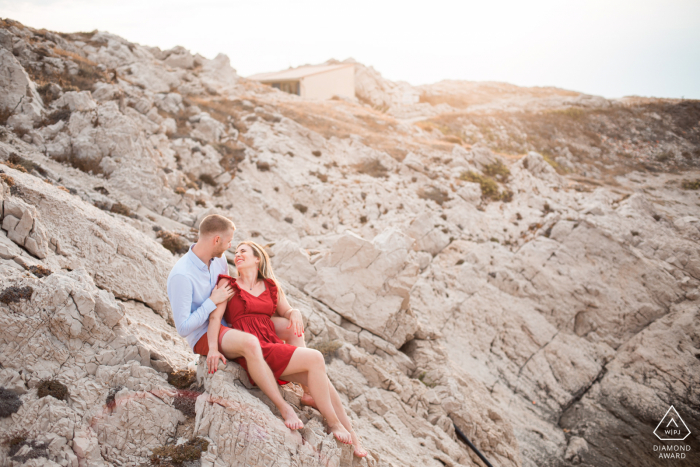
[168, 274, 216, 338]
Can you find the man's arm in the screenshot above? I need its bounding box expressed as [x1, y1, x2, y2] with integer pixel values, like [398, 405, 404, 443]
[168, 274, 217, 338]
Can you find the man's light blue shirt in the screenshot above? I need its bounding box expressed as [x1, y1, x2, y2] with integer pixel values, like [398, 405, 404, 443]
[167, 245, 229, 350]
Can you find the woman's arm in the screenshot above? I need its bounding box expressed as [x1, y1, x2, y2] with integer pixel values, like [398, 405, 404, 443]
[275, 285, 304, 338]
[206, 279, 231, 374]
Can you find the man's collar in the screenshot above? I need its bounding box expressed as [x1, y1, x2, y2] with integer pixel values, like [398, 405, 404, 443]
[186, 244, 209, 271]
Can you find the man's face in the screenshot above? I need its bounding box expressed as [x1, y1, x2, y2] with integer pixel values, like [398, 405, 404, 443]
[213, 228, 235, 256]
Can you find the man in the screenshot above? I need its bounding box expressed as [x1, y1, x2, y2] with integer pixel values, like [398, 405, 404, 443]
[167, 214, 303, 430]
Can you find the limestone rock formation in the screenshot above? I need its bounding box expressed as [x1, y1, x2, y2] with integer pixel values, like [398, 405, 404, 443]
[0, 17, 699, 467]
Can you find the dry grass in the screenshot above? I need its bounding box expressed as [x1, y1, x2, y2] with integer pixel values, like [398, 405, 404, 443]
[0, 173, 16, 186]
[42, 107, 72, 126]
[198, 173, 217, 186]
[418, 186, 450, 205]
[0, 106, 12, 126]
[150, 437, 209, 466]
[37, 379, 68, 401]
[8, 153, 47, 176]
[157, 231, 190, 255]
[682, 179, 700, 190]
[0, 286, 33, 304]
[26, 47, 107, 93]
[355, 158, 389, 178]
[482, 160, 510, 183]
[460, 171, 512, 202]
[168, 369, 197, 389]
[310, 170, 328, 182]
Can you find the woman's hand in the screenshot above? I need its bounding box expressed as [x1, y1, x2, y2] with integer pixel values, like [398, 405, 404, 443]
[286, 309, 304, 337]
[207, 349, 227, 374]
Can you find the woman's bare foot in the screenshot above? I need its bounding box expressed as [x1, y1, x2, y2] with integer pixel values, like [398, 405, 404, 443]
[329, 423, 352, 445]
[280, 404, 303, 430]
[350, 430, 367, 457]
[300, 391, 318, 409]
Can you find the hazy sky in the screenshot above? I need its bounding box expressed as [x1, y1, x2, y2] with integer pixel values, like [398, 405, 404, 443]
[2, 0, 699, 98]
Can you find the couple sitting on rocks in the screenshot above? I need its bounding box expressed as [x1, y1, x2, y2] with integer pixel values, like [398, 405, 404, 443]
[167, 214, 366, 457]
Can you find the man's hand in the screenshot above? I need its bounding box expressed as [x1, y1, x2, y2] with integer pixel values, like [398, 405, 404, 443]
[286, 309, 304, 337]
[207, 349, 227, 374]
[210, 281, 234, 305]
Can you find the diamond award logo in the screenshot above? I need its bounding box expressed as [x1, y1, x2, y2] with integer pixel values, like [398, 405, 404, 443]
[654, 406, 691, 441]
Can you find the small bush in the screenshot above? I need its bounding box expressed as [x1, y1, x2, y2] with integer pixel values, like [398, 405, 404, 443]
[0, 387, 22, 417]
[355, 158, 389, 178]
[0, 173, 16, 186]
[681, 179, 700, 190]
[1, 160, 27, 173]
[0, 106, 12, 126]
[157, 231, 190, 256]
[293, 203, 308, 214]
[284, 217, 293, 224]
[460, 171, 511, 202]
[168, 369, 197, 389]
[198, 173, 217, 186]
[360, 215, 368, 224]
[310, 170, 328, 182]
[174, 186, 186, 195]
[105, 386, 124, 411]
[110, 203, 132, 217]
[0, 286, 33, 304]
[8, 153, 47, 176]
[309, 339, 343, 362]
[312, 150, 322, 157]
[483, 160, 510, 183]
[42, 106, 72, 126]
[195, 199, 206, 207]
[28, 265, 52, 278]
[417, 186, 449, 205]
[8, 438, 48, 463]
[37, 379, 68, 401]
[94, 186, 109, 195]
[150, 437, 209, 466]
[173, 390, 201, 418]
[256, 161, 270, 171]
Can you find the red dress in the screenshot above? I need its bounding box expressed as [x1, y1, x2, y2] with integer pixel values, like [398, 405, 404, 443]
[217, 275, 297, 385]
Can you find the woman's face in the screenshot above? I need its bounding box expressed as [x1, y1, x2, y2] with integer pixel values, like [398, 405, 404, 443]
[234, 244, 259, 270]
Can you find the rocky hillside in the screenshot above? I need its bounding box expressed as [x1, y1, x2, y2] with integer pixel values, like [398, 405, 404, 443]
[0, 17, 699, 467]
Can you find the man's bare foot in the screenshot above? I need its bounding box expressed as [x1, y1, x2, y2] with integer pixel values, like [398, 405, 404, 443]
[350, 430, 368, 457]
[300, 392, 318, 409]
[280, 404, 303, 430]
[329, 423, 352, 445]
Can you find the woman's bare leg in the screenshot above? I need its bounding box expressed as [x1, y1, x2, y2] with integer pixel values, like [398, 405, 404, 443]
[220, 330, 303, 430]
[273, 317, 316, 408]
[281, 348, 351, 444]
[326, 380, 367, 457]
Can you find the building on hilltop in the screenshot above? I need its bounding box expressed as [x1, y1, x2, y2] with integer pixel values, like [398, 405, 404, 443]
[248, 63, 355, 100]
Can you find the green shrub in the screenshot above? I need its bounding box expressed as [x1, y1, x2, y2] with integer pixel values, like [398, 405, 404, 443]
[460, 171, 512, 202]
[681, 179, 700, 190]
[483, 160, 510, 182]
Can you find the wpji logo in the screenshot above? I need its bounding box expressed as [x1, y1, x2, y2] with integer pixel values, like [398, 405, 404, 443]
[652, 406, 692, 460]
[654, 406, 691, 441]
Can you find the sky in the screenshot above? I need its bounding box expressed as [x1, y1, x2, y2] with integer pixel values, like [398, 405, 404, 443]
[1, 0, 699, 99]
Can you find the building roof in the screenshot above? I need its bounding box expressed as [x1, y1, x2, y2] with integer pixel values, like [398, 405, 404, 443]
[248, 63, 354, 82]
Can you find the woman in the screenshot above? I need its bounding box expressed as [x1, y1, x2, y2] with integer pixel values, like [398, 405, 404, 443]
[206, 240, 367, 457]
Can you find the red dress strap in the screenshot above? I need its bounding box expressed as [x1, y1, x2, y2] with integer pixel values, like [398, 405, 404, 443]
[217, 274, 235, 284]
[264, 278, 279, 309]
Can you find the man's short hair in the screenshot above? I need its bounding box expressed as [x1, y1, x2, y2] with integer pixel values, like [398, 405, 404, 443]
[199, 214, 235, 236]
